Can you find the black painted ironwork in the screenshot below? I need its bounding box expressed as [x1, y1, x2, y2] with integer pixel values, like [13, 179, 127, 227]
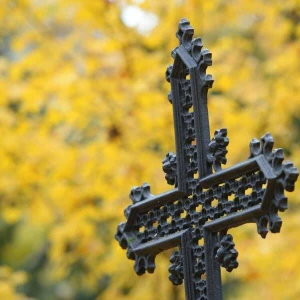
[115, 18, 299, 300]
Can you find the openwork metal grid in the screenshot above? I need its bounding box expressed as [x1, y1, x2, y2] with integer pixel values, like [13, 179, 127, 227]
[115, 19, 299, 300]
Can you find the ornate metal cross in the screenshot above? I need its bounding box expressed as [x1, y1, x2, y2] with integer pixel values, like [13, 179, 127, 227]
[115, 19, 299, 300]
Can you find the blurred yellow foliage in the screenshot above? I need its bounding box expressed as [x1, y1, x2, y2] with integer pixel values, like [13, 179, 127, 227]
[0, 0, 299, 299]
[0, 266, 27, 300]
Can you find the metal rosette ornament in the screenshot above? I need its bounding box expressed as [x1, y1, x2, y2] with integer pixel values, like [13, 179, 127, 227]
[249, 133, 299, 238]
[207, 128, 229, 172]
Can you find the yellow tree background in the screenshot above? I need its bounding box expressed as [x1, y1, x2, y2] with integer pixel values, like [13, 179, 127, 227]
[0, 0, 299, 299]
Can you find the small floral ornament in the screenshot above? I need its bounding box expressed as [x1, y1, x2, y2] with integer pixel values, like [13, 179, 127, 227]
[162, 152, 177, 186]
[165, 65, 173, 104]
[249, 132, 274, 160]
[134, 254, 156, 275]
[168, 250, 184, 285]
[129, 182, 152, 204]
[249, 133, 299, 238]
[122, 183, 153, 219]
[207, 128, 229, 172]
[215, 234, 239, 272]
[165, 65, 173, 83]
[115, 223, 128, 250]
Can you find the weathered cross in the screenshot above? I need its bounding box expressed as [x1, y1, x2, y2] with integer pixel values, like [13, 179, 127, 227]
[115, 19, 299, 300]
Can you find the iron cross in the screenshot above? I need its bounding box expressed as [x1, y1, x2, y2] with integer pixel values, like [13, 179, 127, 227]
[115, 19, 299, 300]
